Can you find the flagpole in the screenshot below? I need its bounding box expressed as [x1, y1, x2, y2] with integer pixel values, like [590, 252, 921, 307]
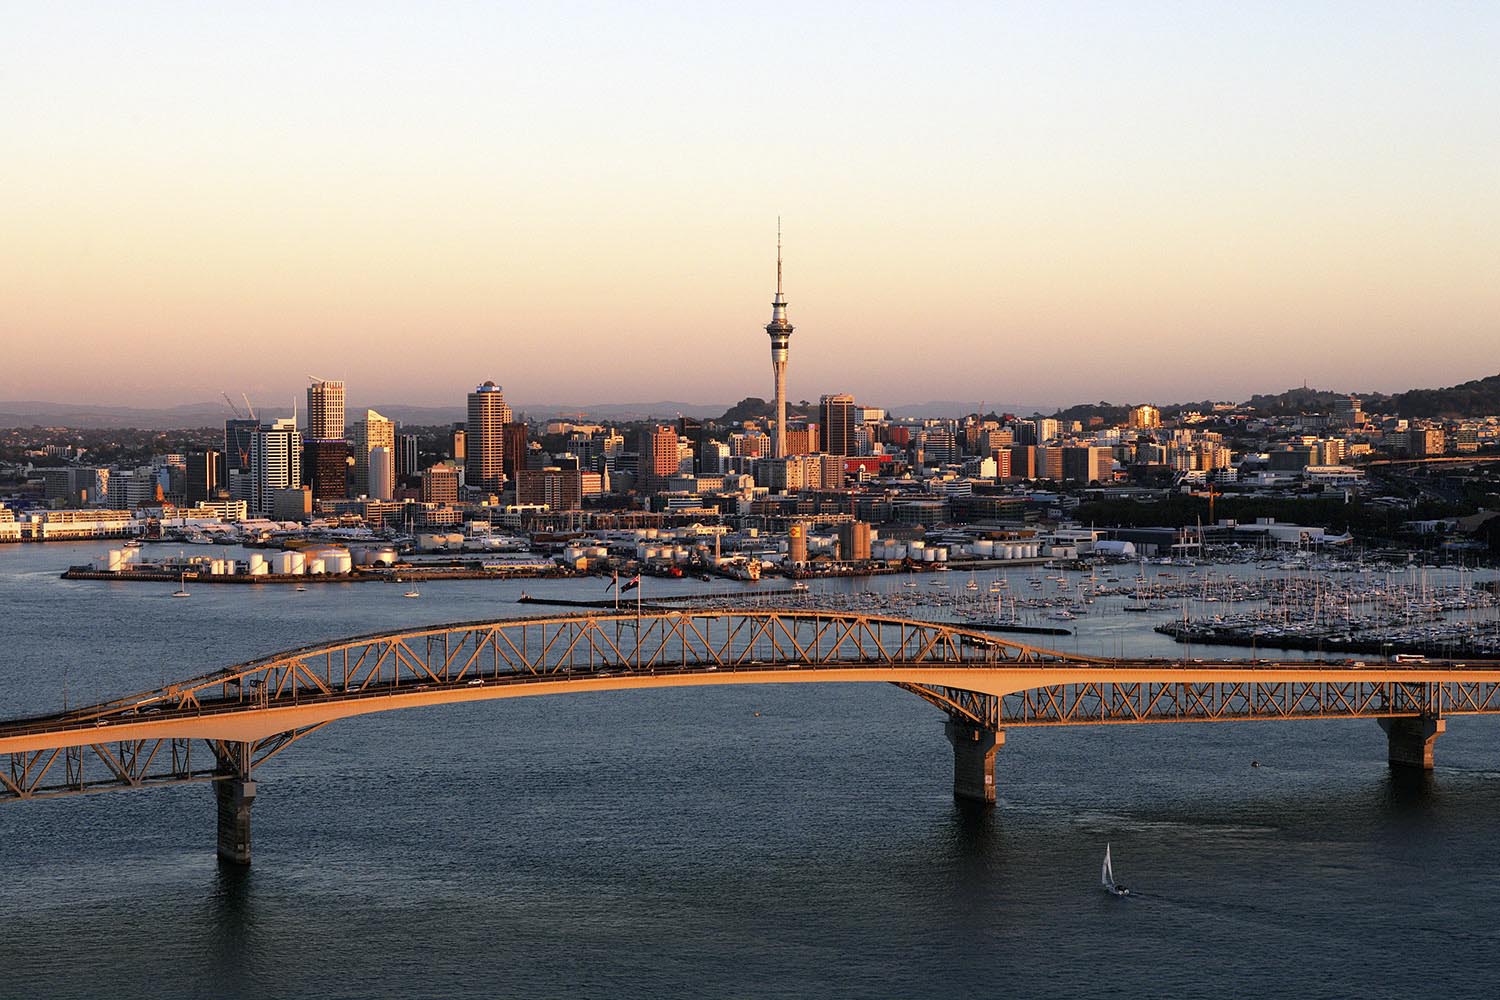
[635, 572, 642, 671]
[614, 569, 619, 612]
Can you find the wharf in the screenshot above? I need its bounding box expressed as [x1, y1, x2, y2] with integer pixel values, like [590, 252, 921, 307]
[61, 565, 576, 585]
[1156, 622, 1499, 659]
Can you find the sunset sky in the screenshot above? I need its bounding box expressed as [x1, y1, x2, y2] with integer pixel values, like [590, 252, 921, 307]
[3, 2, 1497, 411]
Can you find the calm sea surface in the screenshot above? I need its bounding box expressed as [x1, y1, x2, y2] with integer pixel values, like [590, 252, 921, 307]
[3, 542, 1500, 999]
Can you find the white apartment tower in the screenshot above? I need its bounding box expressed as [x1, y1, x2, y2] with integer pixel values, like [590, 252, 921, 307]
[251, 418, 302, 515]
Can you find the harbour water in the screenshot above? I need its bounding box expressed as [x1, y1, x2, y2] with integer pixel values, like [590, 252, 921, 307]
[4, 542, 1500, 999]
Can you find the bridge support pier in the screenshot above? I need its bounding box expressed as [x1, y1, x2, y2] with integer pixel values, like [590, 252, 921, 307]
[1379, 716, 1445, 770]
[945, 720, 1004, 804]
[214, 777, 256, 865]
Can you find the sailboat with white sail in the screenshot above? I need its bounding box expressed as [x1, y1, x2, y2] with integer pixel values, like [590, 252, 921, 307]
[1102, 843, 1129, 896]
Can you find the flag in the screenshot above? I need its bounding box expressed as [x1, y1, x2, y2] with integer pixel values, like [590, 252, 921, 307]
[605, 574, 618, 592]
[621, 574, 641, 593]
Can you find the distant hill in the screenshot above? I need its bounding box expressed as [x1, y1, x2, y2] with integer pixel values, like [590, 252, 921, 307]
[1391, 372, 1500, 418]
[6, 373, 1500, 430]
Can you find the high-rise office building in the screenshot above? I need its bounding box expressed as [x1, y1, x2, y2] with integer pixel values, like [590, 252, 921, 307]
[820, 393, 857, 456]
[641, 425, 679, 492]
[184, 450, 220, 503]
[367, 446, 394, 501]
[421, 463, 460, 504]
[224, 418, 259, 501]
[395, 433, 419, 478]
[504, 421, 529, 485]
[466, 382, 511, 490]
[306, 379, 346, 441]
[350, 409, 394, 497]
[251, 418, 302, 515]
[516, 466, 582, 511]
[763, 225, 794, 459]
[303, 439, 349, 500]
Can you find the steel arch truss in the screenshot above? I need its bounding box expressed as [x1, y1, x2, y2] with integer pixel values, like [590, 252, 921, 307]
[0, 726, 325, 801]
[0, 610, 1085, 801]
[981, 678, 1500, 727]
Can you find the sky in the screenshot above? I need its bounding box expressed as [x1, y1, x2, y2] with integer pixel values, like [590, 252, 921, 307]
[2, 1, 1497, 412]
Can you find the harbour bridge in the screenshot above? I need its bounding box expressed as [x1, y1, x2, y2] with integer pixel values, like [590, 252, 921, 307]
[4, 608, 1500, 864]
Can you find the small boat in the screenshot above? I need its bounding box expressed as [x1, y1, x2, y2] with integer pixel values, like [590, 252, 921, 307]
[1102, 843, 1130, 896]
[790, 581, 810, 593]
[403, 589, 421, 599]
[171, 572, 190, 598]
[295, 584, 307, 593]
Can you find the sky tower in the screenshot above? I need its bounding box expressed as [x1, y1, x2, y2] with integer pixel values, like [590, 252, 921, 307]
[764, 221, 794, 459]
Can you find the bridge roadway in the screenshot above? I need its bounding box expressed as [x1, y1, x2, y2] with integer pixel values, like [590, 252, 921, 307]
[4, 608, 1499, 864]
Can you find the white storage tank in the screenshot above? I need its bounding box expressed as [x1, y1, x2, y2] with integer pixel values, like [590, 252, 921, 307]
[328, 551, 353, 574]
[306, 558, 326, 575]
[922, 548, 937, 562]
[974, 540, 994, 557]
[249, 554, 268, 575]
[935, 548, 948, 562]
[274, 551, 305, 575]
[107, 550, 125, 572]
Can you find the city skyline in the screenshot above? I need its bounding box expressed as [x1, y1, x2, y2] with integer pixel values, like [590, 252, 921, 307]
[3, 3, 1497, 408]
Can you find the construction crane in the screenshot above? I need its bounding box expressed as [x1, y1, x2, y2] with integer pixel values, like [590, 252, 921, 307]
[241, 394, 257, 421]
[221, 393, 243, 419]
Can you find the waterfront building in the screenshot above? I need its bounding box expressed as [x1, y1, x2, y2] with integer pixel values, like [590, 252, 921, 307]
[251, 418, 302, 516]
[466, 382, 512, 490]
[763, 226, 794, 459]
[820, 394, 857, 456]
[272, 486, 314, 521]
[306, 378, 346, 441]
